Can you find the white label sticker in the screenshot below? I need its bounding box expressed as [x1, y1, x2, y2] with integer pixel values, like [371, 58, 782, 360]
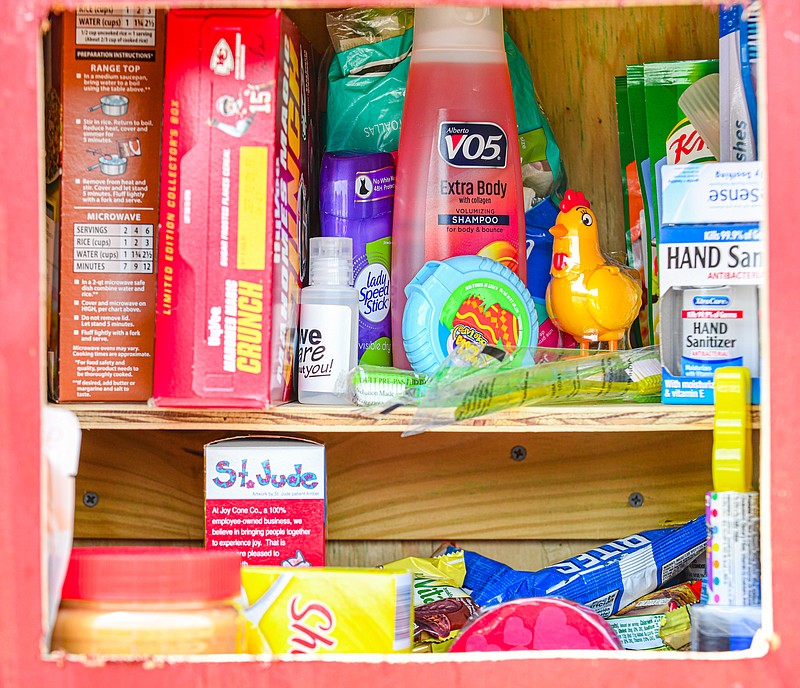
[297, 304, 353, 394]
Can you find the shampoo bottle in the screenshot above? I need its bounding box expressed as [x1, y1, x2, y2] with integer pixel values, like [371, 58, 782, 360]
[391, 6, 526, 369]
[320, 151, 394, 367]
[297, 237, 359, 405]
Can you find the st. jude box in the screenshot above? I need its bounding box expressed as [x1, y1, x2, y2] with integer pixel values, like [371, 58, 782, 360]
[205, 436, 326, 567]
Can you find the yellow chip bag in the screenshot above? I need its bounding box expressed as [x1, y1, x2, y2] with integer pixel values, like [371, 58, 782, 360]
[240, 567, 413, 654]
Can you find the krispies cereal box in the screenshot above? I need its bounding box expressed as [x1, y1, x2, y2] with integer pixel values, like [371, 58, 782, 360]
[240, 567, 413, 654]
[205, 436, 325, 567]
[154, 10, 316, 407]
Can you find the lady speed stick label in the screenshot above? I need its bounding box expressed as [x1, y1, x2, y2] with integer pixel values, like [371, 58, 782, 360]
[427, 119, 521, 274]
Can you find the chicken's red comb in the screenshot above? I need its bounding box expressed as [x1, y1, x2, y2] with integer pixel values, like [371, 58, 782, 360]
[560, 189, 591, 213]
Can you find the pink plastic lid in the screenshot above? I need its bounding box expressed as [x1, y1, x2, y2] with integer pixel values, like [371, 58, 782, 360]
[61, 547, 242, 602]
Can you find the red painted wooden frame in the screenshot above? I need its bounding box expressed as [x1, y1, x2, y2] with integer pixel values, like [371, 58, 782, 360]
[1, 0, 798, 685]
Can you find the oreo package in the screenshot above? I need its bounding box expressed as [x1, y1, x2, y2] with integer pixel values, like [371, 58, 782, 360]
[456, 515, 706, 618]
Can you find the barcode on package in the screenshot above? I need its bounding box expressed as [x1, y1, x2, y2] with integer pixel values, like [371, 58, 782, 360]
[393, 572, 412, 651]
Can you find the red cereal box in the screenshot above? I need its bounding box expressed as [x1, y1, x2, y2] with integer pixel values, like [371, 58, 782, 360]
[205, 436, 325, 567]
[154, 10, 316, 407]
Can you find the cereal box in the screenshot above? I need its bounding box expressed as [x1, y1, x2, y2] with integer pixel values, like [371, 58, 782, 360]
[154, 10, 316, 407]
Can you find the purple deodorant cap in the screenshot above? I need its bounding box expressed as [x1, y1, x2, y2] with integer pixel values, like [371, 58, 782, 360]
[320, 151, 395, 366]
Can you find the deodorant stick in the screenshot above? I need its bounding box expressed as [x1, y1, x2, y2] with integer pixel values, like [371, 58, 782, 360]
[320, 151, 395, 366]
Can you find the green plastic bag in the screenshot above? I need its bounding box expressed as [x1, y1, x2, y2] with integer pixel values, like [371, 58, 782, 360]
[325, 10, 566, 202]
[504, 32, 566, 202]
[325, 28, 412, 153]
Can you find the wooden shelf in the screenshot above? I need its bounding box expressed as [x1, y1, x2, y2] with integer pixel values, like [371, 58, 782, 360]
[61, 401, 760, 433]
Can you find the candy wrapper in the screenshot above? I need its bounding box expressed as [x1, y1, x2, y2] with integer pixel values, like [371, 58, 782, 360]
[449, 598, 622, 652]
[456, 516, 705, 618]
[384, 344, 661, 436]
[382, 551, 480, 652]
[607, 581, 701, 650]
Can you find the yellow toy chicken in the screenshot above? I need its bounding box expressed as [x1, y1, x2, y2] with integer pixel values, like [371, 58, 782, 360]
[545, 190, 642, 352]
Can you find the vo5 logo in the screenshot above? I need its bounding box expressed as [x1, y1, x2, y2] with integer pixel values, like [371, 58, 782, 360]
[438, 122, 507, 168]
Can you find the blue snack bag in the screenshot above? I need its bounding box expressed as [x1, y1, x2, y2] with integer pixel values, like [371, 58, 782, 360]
[524, 195, 560, 300]
[457, 515, 706, 618]
[324, 6, 567, 203]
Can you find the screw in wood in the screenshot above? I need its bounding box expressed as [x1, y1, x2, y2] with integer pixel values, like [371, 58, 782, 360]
[82, 491, 99, 508]
[510, 445, 527, 462]
[628, 492, 644, 508]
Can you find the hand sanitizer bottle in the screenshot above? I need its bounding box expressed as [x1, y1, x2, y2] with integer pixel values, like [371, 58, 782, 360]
[298, 237, 359, 405]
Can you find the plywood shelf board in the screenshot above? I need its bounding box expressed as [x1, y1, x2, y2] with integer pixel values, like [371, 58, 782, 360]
[64, 401, 759, 432]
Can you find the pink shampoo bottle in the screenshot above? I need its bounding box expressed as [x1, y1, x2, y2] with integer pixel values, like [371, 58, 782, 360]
[391, 6, 526, 368]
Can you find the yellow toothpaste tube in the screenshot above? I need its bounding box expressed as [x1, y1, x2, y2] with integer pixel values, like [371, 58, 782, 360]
[240, 567, 413, 654]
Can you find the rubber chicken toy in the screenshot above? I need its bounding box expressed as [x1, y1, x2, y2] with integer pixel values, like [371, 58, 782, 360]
[545, 190, 642, 352]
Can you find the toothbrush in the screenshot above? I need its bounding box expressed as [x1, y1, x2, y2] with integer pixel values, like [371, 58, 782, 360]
[740, 0, 760, 157]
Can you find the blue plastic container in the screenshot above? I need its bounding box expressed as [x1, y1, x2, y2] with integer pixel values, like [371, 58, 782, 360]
[402, 255, 539, 375]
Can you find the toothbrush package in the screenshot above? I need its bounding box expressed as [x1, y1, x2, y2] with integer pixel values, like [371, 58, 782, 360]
[720, 4, 756, 161]
[452, 516, 706, 617]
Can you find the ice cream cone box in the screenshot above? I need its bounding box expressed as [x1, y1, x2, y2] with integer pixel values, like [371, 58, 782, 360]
[154, 9, 317, 408]
[205, 436, 326, 567]
[46, 8, 166, 400]
[239, 567, 414, 654]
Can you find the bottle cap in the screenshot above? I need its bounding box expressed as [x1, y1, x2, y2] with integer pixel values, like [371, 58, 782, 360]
[60, 547, 242, 602]
[402, 254, 538, 374]
[412, 6, 505, 54]
[309, 236, 354, 287]
[320, 151, 395, 222]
